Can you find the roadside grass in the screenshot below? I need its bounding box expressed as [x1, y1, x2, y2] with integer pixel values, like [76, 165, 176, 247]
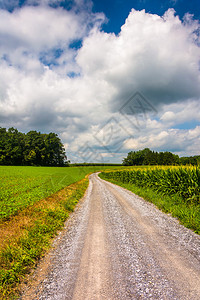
[99, 174, 200, 235]
[0, 176, 89, 300]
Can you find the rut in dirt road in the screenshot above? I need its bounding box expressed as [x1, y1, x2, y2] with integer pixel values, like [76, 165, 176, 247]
[21, 173, 200, 300]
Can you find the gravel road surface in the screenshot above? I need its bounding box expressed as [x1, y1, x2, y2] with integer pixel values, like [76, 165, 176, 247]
[21, 173, 200, 299]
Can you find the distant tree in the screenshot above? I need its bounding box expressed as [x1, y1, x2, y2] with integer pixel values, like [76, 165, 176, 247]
[24, 131, 46, 165]
[180, 155, 200, 166]
[44, 132, 66, 166]
[123, 148, 180, 166]
[123, 148, 152, 166]
[143, 149, 156, 165]
[1, 128, 25, 165]
[0, 127, 67, 166]
[0, 127, 7, 165]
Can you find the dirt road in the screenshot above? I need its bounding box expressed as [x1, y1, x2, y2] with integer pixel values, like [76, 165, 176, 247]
[21, 173, 200, 299]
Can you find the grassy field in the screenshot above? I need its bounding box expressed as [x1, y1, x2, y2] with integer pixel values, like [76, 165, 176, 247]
[0, 165, 121, 299]
[0, 165, 121, 220]
[99, 166, 200, 234]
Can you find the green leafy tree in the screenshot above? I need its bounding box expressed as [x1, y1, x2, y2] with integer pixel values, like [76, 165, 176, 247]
[4, 128, 25, 165]
[0, 127, 7, 164]
[180, 155, 200, 166]
[0, 127, 67, 166]
[123, 148, 180, 166]
[44, 132, 66, 166]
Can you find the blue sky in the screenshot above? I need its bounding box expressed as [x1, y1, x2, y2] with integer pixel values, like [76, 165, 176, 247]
[0, 0, 199, 162]
[92, 0, 200, 33]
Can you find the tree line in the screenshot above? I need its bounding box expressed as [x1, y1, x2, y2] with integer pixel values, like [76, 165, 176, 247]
[0, 127, 67, 166]
[1, 128, 199, 167]
[123, 148, 200, 166]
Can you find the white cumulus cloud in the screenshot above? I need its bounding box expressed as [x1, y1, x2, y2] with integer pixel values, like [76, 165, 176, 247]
[0, 4, 199, 161]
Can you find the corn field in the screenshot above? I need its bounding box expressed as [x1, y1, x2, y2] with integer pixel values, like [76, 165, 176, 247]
[101, 167, 200, 204]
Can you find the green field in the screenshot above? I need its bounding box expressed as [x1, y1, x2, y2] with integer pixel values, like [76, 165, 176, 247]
[0, 165, 122, 220]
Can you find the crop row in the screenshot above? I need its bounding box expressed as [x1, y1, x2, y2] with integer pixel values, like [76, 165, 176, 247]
[101, 167, 200, 203]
